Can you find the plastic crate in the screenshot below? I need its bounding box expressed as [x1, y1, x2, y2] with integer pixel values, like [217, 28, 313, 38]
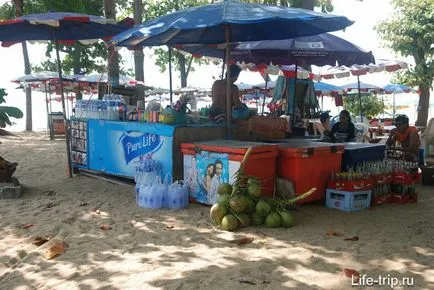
[374, 173, 394, 185]
[276, 140, 344, 203]
[394, 173, 421, 184]
[391, 194, 417, 204]
[326, 189, 372, 212]
[371, 194, 392, 206]
[328, 179, 374, 191]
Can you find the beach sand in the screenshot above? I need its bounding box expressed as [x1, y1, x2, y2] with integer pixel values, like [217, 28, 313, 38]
[0, 132, 432, 290]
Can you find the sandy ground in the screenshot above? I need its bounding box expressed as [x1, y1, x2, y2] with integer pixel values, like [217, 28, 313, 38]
[0, 132, 432, 290]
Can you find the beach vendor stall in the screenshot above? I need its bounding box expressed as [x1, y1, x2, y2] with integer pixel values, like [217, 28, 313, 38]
[71, 93, 230, 181]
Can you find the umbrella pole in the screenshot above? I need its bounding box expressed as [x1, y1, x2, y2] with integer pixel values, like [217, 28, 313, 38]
[168, 46, 173, 104]
[261, 75, 269, 114]
[44, 82, 50, 133]
[292, 62, 298, 128]
[55, 36, 73, 178]
[221, 49, 226, 80]
[393, 92, 396, 118]
[357, 75, 363, 122]
[382, 94, 385, 119]
[225, 26, 232, 139]
[322, 94, 324, 111]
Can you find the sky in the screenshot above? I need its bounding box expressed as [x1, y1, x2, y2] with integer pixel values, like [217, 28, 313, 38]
[0, 0, 428, 131]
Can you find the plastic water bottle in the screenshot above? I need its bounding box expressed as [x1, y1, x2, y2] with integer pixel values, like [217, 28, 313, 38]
[152, 177, 163, 209]
[163, 173, 172, 208]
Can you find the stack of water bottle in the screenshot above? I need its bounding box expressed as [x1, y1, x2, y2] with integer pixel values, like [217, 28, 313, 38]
[74, 94, 127, 120]
[135, 160, 188, 209]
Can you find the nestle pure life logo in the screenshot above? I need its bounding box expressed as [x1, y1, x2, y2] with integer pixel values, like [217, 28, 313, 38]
[119, 132, 163, 164]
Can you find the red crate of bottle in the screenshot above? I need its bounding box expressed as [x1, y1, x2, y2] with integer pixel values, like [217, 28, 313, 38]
[393, 173, 421, 185]
[371, 193, 392, 206]
[374, 174, 394, 185]
[391, 193, 418, 204]
[328, 178, 374, 191]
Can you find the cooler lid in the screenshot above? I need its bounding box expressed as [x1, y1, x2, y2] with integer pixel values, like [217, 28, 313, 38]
[277, 140, 345, 156]
[344, 142, 386, 150]
[181, 139, 277, 155]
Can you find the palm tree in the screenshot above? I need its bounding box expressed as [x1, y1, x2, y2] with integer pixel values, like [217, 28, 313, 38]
[13, 0, 32, 131]
[133, 0, 144, 83]
[104, 0, 120, 86]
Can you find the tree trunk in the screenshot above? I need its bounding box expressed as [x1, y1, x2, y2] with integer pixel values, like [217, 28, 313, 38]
[178, 54, 188, 88]
[72, 44, 83, 100]
[104, 0, 120, 87]
[14, 0, 32, 131]
[295, 0, 314, 10]
[133, 0, 144, 83]
[415, 84, 431, 126]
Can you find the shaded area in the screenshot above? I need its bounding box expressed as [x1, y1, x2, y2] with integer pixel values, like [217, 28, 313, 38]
[0, 132, 432, 289]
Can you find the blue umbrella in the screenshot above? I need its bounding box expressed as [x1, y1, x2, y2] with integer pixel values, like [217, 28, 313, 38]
[111, 1, 353, 47]
[178, 33, 374, 67]
[0, 12, 130, 177]
[383, 84, 415, 118]
[314, 82, 343, 111]
[111, 0, 353, 134]
[383, 84, 414, 94]
[314, 81, 343, 94]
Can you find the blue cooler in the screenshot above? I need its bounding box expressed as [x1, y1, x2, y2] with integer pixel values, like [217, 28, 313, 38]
[342, 143, 385, 171]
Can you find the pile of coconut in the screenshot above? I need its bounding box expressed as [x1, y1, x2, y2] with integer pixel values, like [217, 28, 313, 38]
[210, 148, 315, 231]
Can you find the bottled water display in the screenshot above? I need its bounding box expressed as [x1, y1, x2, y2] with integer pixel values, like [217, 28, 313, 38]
[134, 159, 188, 209]
[74, 94, 127, 120]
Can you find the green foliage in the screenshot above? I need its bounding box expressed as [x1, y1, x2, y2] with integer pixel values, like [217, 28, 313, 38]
[376, 0, 433, 87]
[344, 93, 385, 119]
[375, 0, 433, 125]
[0, 89, 24, 128]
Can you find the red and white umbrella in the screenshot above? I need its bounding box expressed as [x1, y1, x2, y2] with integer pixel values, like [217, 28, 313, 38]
[319, 59, 408, 79]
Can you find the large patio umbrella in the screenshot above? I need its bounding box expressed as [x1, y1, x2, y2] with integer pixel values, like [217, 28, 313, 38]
[110, 0, 353, 135]
[0, 12, 130, 177]
[177, 33, 374, 67]
[383, 84, 415, 118]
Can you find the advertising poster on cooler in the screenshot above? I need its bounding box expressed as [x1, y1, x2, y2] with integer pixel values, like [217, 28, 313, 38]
[88, 120, 174, 178]
[184, 151, 229, 205]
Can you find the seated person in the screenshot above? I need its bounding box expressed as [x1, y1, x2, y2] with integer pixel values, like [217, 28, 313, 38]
[209, 64, 244, 122]
[329, 110, 355, 142]
[386, 114, 420, 161]
[315, 112, 331, 140]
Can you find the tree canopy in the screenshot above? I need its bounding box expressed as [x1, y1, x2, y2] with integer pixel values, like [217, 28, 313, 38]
[376, 0, 434, 125]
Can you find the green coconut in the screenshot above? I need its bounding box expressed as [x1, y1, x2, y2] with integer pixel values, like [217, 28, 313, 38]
[229, 195, 249, 213]
[218, 193, 231, 205]
[245, 198, 257, 213]
[221, 214, 239, 231]
[256, 200, 271, 217]
[237, 213, 251, 227]
[247, 178, 262, 198]
[280, 211, 294, 228]
[265, 212, 282, 228]
[250, 213, 264, 226]
[210, 203, 228, 225]
[218, 183, 233, 196]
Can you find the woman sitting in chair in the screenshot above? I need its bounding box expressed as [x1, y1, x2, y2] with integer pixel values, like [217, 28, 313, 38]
[386, 114, 420, 162]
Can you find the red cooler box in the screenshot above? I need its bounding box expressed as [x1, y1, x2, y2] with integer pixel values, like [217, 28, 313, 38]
[276, 140, 344, 203]
[181, 140, 278, 205]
